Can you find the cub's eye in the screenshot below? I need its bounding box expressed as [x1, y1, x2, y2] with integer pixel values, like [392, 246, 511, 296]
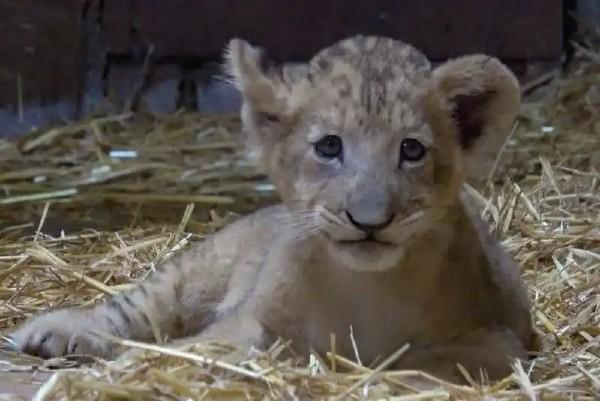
[400, 138, 426, 163]
[314, 135, 343, 159]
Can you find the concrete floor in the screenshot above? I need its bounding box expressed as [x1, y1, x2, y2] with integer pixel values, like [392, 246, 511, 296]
[0, 371, 51, 399]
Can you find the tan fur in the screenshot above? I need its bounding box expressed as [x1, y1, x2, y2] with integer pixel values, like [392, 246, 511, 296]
[11, 36, 537, 384]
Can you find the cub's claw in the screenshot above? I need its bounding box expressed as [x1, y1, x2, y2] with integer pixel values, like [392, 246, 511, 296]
[11, 310, 113, 359]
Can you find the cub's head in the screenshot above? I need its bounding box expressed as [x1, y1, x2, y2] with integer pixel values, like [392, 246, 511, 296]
[225, 36, 520, 272]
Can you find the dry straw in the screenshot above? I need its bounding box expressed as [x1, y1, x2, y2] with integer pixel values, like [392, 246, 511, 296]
[1, 28, 599, 400]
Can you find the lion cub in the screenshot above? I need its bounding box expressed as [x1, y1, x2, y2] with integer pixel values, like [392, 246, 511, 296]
[12, 36, 536, 383]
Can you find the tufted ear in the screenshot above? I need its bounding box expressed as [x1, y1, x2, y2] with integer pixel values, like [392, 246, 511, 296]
[223, 39, 312, 164]
[224, 39, 284, 119]
[224, 39, 311, 121]
[431, 55, 520, 180]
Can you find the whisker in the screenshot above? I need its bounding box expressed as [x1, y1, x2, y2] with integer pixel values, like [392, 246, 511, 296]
[397, 211, 425, 226]
[276, 211, 322, 242]
[287, 222, 320, 235]
[287, 216, 320, 230]
[275, 209, 317, 221]
[286, 216, 322, 237]
[288, 225, 322, 243]
[273, 204, 354, 242]
[315, 205, 348, 227]
[280, 214, 318, 227]
[277, 214, 317, 226]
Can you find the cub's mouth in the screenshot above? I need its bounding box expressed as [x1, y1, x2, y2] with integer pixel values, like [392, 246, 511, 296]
[325, 230, 406, 272]
[336, 234, 396, 248]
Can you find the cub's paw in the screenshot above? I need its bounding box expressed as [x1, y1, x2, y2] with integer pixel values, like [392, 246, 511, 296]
[10, 310, 113, 359]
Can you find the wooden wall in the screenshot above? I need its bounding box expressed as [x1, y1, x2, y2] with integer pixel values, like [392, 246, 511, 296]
[0, 0, 565, 138]
[0, 0, 84, 138]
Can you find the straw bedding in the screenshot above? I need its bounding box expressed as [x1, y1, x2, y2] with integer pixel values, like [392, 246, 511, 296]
[0, 35, 599, 400]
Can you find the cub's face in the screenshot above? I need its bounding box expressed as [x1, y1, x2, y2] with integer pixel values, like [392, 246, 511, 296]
[275, 71, 445, 272]
[226, 36, 520, 271]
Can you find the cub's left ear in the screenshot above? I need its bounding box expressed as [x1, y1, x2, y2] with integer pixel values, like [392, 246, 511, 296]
[431, 55, 520, 180]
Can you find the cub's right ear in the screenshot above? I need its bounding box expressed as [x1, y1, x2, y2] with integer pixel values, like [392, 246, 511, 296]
[224, 39, 312, 122]
[224, 39, 285, 122]
[223, 39, 313, 165]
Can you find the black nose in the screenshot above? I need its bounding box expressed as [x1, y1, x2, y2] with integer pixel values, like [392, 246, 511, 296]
[346, 211, 395, 234]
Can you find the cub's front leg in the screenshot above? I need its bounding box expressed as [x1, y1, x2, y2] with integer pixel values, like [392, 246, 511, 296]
[10, 209, 274, 360]
[11, 238, 229, 359]
[11, 271, 178, 359]
[11, 308, 118, 359]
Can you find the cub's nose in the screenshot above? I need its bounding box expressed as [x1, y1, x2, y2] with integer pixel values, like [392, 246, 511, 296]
[345, 211, 395, 234]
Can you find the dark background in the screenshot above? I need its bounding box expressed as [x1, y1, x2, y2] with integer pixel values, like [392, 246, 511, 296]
[0, 0, 597, 139]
